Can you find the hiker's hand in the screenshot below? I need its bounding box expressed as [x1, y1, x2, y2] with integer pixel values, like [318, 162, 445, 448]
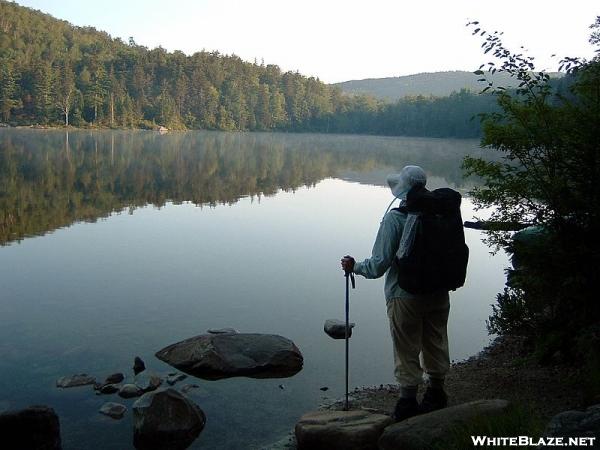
[341, 256, 355, 273]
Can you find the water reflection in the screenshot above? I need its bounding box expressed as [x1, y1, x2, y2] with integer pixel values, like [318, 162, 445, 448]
[0, 130, 506, 450]
[0, 129, 483, 245]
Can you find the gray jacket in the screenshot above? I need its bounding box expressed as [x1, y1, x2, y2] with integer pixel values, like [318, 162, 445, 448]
[353, 209, 423, 302]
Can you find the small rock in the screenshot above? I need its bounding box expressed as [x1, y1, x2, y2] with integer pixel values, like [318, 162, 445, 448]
[56, 374, 96, 388]
[99, 402, 127, 420]
[119, 384, 143, 399]
[133, 357, 146, 376]
[207, 327, 239, 334]
[180, 384, 200, 394]
[179, 385, 210, 399]
[166, 373, 187, 386]
[324, 319, 355, 340]
[105, 373, 125, 384]
[155, 333, 303, 380]
[279, 384, 285, 390]
[320, 387, 329, 392]
[378, 399, 510, 450]
[93, 373, 126, 392]
[295, 409, 392, 450]
[98, 384, 120, 395]
[133, 388, 206, 450]
[135, 372, 162, 392]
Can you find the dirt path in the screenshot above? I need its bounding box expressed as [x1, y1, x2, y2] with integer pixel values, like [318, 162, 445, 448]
[322, 336, 586, 420]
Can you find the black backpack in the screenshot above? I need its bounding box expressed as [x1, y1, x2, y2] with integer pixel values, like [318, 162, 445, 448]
[393, 185, 469, 295]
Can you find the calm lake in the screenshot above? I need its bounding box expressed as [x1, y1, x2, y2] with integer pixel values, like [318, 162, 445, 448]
[0, 129, 508, 449]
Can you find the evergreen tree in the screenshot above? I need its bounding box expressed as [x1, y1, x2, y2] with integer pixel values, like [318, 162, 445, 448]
[0, 57, 21, 122]
[33, 62, 54, 123]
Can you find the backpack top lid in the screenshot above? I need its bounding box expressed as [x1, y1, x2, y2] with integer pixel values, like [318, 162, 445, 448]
[405, 185, 462, 215]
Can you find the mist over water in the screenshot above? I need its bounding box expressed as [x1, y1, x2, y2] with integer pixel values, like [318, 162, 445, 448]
[0, 129, 508, 449]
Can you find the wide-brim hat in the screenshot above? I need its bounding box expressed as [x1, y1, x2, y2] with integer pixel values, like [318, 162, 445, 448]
[386, 165, 427, 198]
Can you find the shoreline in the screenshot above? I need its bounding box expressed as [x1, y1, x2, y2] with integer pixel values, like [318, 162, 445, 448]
[319, 335, 585, 419]
[0, 124, 482, 141]
[265, 335, 588, 449]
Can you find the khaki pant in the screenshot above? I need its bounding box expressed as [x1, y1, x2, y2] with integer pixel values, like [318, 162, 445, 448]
[386, 292, 450, 387]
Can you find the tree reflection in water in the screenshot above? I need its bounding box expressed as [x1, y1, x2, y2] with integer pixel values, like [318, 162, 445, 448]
[0, 129, 484, 245]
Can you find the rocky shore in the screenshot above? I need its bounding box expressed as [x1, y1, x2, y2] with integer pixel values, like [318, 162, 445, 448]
[3, 332, 595, 449]
[265, 335, 592, 449]
[321, 335, 585, 418]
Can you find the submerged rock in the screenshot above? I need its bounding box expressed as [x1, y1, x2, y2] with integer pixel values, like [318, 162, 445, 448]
[324, 319, 355, 340]
[99, 402, 127, 420]
[378, 399, 510, 450]
[132, 388, 206, 450]
[133, 357, 146, 376]
[119, 384, 143, 399]
[166, 373, 187, 386]
[98, 384, 120, 395]
[104, 373, 125, 385]
[295, 410, 392, 450]
[155, 333, 303, 380]
[135, 373, 162, 393]
[180, 384, 200, 394]
[56, 374, 96, 388]
[0, 405, 61, 450]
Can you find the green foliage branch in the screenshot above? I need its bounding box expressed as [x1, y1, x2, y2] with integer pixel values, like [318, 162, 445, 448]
[463, 18, 600, 361]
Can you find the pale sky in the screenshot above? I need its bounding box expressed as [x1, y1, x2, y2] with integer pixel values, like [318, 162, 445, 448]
[13, 0, 600, 83]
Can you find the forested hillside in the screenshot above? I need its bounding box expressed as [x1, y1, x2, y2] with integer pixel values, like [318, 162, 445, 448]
[334, 71, 563, 100]
[0, 0, 341, 131]
[0, 0, 495, 137]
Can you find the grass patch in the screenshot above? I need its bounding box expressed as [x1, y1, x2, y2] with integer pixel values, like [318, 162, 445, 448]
[431, 403, 545, 450]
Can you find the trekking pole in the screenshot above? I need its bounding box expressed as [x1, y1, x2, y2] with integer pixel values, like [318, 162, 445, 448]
[344, 263, 355, 411]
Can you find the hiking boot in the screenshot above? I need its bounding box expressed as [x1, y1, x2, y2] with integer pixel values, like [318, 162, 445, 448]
[419, 387, 448, 414]
[392, 397, 419, 422]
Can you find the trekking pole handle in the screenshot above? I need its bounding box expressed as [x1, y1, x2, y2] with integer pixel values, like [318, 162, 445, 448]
[342, 255, 356, 289]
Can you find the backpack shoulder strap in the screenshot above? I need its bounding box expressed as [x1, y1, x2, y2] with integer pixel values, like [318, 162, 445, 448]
[391, 206, 408, 214]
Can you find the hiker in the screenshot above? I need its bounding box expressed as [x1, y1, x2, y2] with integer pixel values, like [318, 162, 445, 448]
[341, 165, 465, 422]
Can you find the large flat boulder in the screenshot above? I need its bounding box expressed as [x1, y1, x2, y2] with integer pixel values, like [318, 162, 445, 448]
[378, 399, 510, 450]
[132, 388, 206, 450]
[0, 405, 62, 450]
[295, 410, 393, 450]
[155, 333, 303, 380]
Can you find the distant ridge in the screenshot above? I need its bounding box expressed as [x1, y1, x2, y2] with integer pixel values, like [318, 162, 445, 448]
[332, 70, 563, 101]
